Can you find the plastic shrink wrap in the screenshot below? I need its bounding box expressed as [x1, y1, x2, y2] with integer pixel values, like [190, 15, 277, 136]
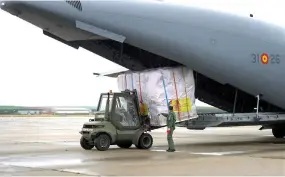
[117, 66, 198, 126]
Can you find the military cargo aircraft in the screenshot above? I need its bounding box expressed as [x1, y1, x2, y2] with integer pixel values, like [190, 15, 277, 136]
[1, 0, 285, 138]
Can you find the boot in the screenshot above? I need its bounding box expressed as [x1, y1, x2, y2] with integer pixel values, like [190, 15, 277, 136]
[167, 149, 175, 152]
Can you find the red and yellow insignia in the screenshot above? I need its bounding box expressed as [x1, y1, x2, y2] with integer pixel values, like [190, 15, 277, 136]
[261, 53, 269, 64]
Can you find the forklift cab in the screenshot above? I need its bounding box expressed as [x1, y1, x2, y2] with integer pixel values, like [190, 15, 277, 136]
[80, 89, 153, 151]
[97, 90, 142, 129]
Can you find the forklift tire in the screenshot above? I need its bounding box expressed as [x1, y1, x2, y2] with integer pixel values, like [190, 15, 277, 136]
[138, 133, 153, 149]
[117, 141, 133, 148]
[80, 136, 94, 150]
[94, 134, 111, 151]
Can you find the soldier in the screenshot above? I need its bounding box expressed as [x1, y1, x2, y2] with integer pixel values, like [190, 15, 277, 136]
[139, 101, 151, 131]
[139, 101, 146, 116]
[166, 105, 176, 152]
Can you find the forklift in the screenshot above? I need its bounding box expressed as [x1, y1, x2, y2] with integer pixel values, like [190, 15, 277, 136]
[79, 89, 164, 151]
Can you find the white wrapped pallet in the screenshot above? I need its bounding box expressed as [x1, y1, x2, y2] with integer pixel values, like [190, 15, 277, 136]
[117, 66, 198, 126]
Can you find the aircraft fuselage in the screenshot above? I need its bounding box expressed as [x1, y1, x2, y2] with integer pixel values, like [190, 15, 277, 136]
[2, 0, 285, 111]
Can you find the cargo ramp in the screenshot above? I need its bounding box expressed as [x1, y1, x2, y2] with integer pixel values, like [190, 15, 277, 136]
[177, 112, 285, 130]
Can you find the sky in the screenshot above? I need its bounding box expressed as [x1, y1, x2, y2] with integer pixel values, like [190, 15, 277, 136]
[0, 0, 284, 107]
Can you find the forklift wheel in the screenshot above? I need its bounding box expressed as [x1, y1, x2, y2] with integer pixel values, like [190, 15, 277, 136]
[94, 134, 111, 151]
[80, 136, 94, 150]
[117, 141, 133, 148]
[138, 133, 153, 149]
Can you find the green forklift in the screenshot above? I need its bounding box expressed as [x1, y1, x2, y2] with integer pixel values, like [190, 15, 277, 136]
[79, 89, 163, 151]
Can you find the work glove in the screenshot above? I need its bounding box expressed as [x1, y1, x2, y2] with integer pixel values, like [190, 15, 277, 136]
[167, 128, 171, 134]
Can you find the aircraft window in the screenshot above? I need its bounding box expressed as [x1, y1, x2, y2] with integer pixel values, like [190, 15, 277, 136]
[114, 96, 140, 128]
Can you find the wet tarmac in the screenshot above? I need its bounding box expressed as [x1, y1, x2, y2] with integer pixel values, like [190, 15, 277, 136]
[0, 117, 284, 176]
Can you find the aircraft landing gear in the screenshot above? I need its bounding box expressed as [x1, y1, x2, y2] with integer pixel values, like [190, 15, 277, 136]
[272, 125, 285, 138]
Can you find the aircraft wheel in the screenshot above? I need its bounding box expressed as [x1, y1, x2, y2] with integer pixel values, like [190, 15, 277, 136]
[138, 133, 153, 149]
[272, 127, 285, 138]
[80, 136, 94, 150]
[117, 141, 133, 148]
[94, 134, 111, 151]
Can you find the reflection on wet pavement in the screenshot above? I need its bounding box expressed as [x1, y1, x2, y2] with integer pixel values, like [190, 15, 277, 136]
[0, 117, 284, 176]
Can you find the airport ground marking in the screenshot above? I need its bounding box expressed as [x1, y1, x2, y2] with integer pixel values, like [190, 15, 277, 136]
[150, 149, 246, 156]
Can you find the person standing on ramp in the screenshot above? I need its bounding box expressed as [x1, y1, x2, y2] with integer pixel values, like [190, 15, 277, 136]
[166, 104, 176, 152]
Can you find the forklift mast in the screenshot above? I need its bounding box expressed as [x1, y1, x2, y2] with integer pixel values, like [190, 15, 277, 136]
[105, 92, 110, 120]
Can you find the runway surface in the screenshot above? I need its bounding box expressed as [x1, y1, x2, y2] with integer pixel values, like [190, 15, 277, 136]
[0, 117, 284, 176]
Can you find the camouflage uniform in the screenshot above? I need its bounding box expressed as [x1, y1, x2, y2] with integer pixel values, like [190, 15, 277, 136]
[166, 106, 176, 152]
